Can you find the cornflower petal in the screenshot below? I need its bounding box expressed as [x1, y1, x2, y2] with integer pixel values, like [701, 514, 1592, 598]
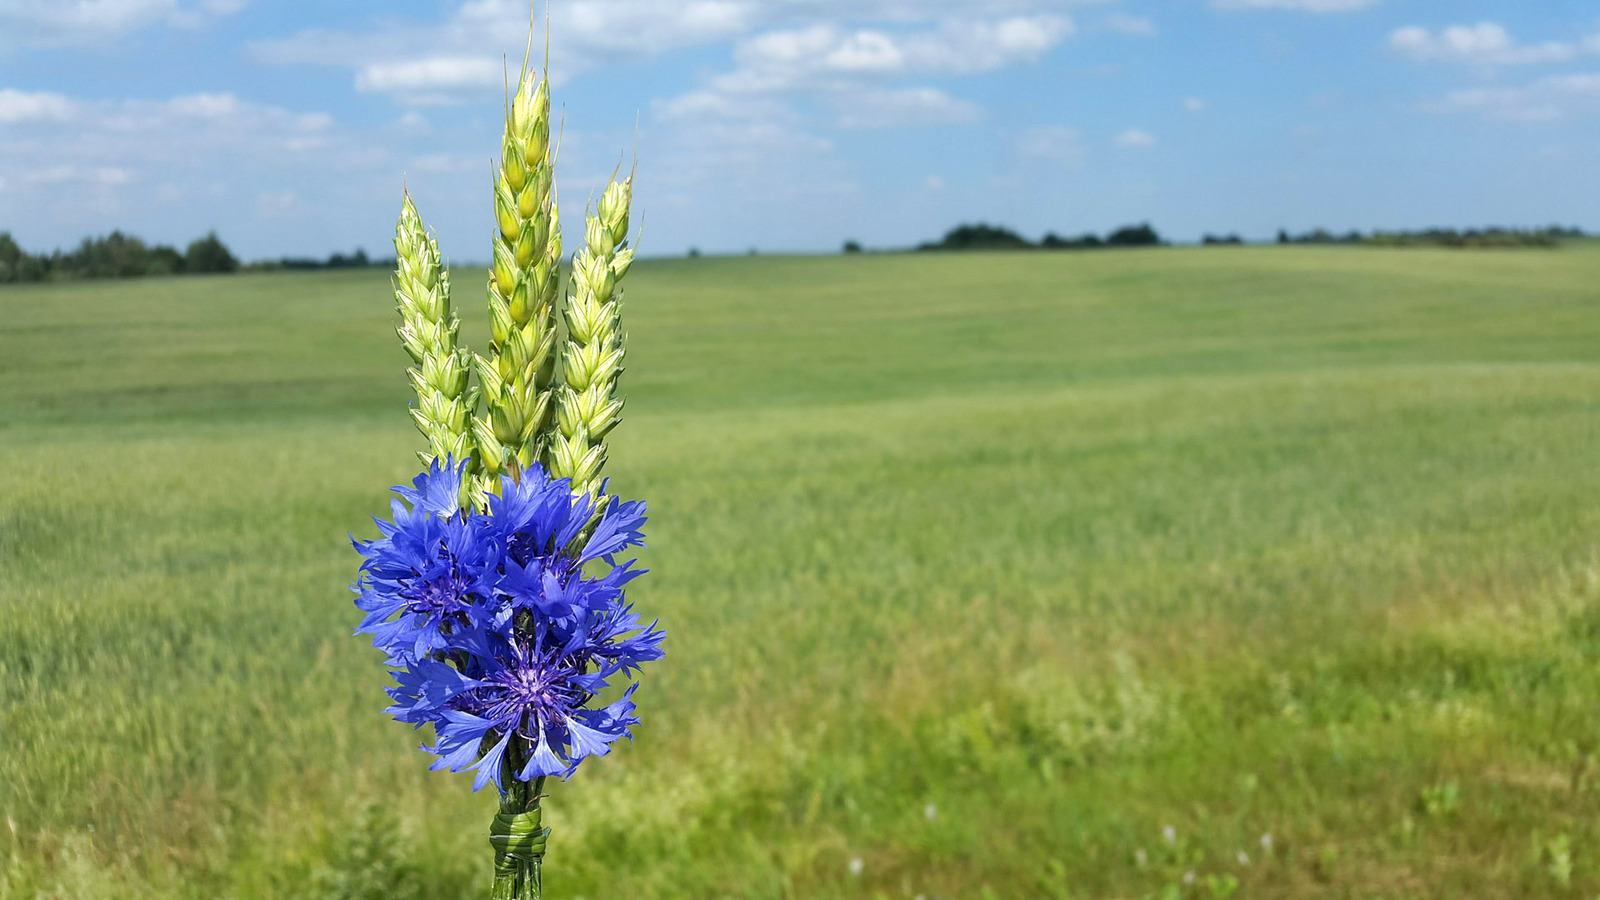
[520, 726, 570, 780]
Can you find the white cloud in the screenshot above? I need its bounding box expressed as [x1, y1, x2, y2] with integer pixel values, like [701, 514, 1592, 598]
[0, 0, 247, 45]
[0, 89, 360, 246]
[256, 189, 297, 218]
[1015, 125, 1086, 164]
[653, 90, 791, 124]
[1430, 73, 1600, 122]
[836, 88, 980, 128]
[925, 175, 945, 190]
[22, 165, 131, 185]
[250, 0, 756, 98]
[355, 57, 504, 95]
[255, 3, 1082, 102]
[0, 89, 77, 123]
[1115, 129, 1156, 148]
[1102, 14, 1154, 37]
[166, 92, 241, 118]
[396, 111, 431, 133]
[1389, 22, 1577, 66]
[1211, 0, 1376, 12]
[724, 15, 1073, 90]
[650, 11, 1068, 173]
[1183, 97, 1208, 112]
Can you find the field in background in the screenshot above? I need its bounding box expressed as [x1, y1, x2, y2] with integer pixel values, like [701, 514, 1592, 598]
[4, 247, 1600, 898]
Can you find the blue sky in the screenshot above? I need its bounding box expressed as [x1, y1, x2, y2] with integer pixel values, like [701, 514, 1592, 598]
[2, 0, 1599, 259]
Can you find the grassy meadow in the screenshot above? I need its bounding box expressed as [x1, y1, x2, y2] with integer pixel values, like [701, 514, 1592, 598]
[3, 245, 1600, 898]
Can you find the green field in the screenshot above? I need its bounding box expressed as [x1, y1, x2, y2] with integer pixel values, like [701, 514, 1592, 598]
[4, 246, 1600, 898]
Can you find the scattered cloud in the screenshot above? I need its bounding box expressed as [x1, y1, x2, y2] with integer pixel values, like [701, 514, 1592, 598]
[1183, 97, 1207, 113]
[0, 89, 358, 243]
[21, 165, 131, 185]
[723, 16, 1073, 90]
[256, 189, 298, 218]
[1115, 129, 1156, 148]
[1211, 0, 1376, 12]
[0, 0, 248, 45]
[1389, 22, 1578, 66]
[1429, 73, 1600, 122]
[0, 89, 77, 123]
[1016, 125, 1086, 164]
[925, 175, 945, 190]
[835, 88, 980, 129]
[249, 0, 756, 99]
[1102, 14, 1155, 37]
[253, 2, 1083, 103]
[355, 58, 503, 97]
[396, 111, 431, 133]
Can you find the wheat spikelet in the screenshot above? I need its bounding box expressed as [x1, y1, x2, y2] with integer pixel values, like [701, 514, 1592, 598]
[394, 193, 475, 470]
[469, 64, 564, 507]
[546, 171, 634, 501]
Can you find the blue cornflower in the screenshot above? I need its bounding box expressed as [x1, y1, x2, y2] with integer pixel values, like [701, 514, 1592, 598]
[353, 458, 663, 790]
[353, 460, 502, 661]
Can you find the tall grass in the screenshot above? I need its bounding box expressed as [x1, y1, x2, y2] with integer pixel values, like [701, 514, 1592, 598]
[3, 246, 1600, 897]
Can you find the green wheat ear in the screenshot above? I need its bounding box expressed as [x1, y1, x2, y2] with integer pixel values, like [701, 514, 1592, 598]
[394, 192, 475, 469]
[546, 170, 634, 502]
[470, 63, 564, 509]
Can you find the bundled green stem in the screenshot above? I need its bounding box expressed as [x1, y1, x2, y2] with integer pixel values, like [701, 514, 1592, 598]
[547, 173, 634, 501]
[394, 194, 474, 469]
[387, 21, 641, 900]
[489, 755, 548, 900]
[470, 66, 564, 508]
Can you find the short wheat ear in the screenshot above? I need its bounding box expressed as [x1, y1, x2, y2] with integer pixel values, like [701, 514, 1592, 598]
[545, 164, 634, 506]
[393, 193, 474, 471]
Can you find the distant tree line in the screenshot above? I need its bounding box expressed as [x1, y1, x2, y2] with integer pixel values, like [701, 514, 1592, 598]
[1274, 225, 1585, 249]
[248, 248, 396, 272]
[0, 230, 239, 283]
[916, 222, 1163, 252]
[0, 231, 399, 284]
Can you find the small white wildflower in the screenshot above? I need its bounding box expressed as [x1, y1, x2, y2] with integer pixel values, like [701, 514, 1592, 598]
[848, 857, 864, 877]
[925, 803, 938, 821]
[1260, 832, 1273, 853]
[1182, 870, 1196, 885]
[1163, 824, 1177, 846]
[1237, 851, 1250, 866]
[1135, 848, 1148, 867]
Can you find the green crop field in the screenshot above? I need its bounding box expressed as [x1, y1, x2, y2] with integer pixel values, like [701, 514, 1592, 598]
[4, 246, 1600, 898]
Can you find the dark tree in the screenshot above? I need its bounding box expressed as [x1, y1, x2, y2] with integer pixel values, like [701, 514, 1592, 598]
[1040, 232, 1103, 250]
[186, 232, 239, 273]
[1106, 223, 1162, 246]
[842, 240, 863, 254]
[145, 245, 186, 275]
[0, 232, 24, 283]
[920, 223, 1033, 251]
